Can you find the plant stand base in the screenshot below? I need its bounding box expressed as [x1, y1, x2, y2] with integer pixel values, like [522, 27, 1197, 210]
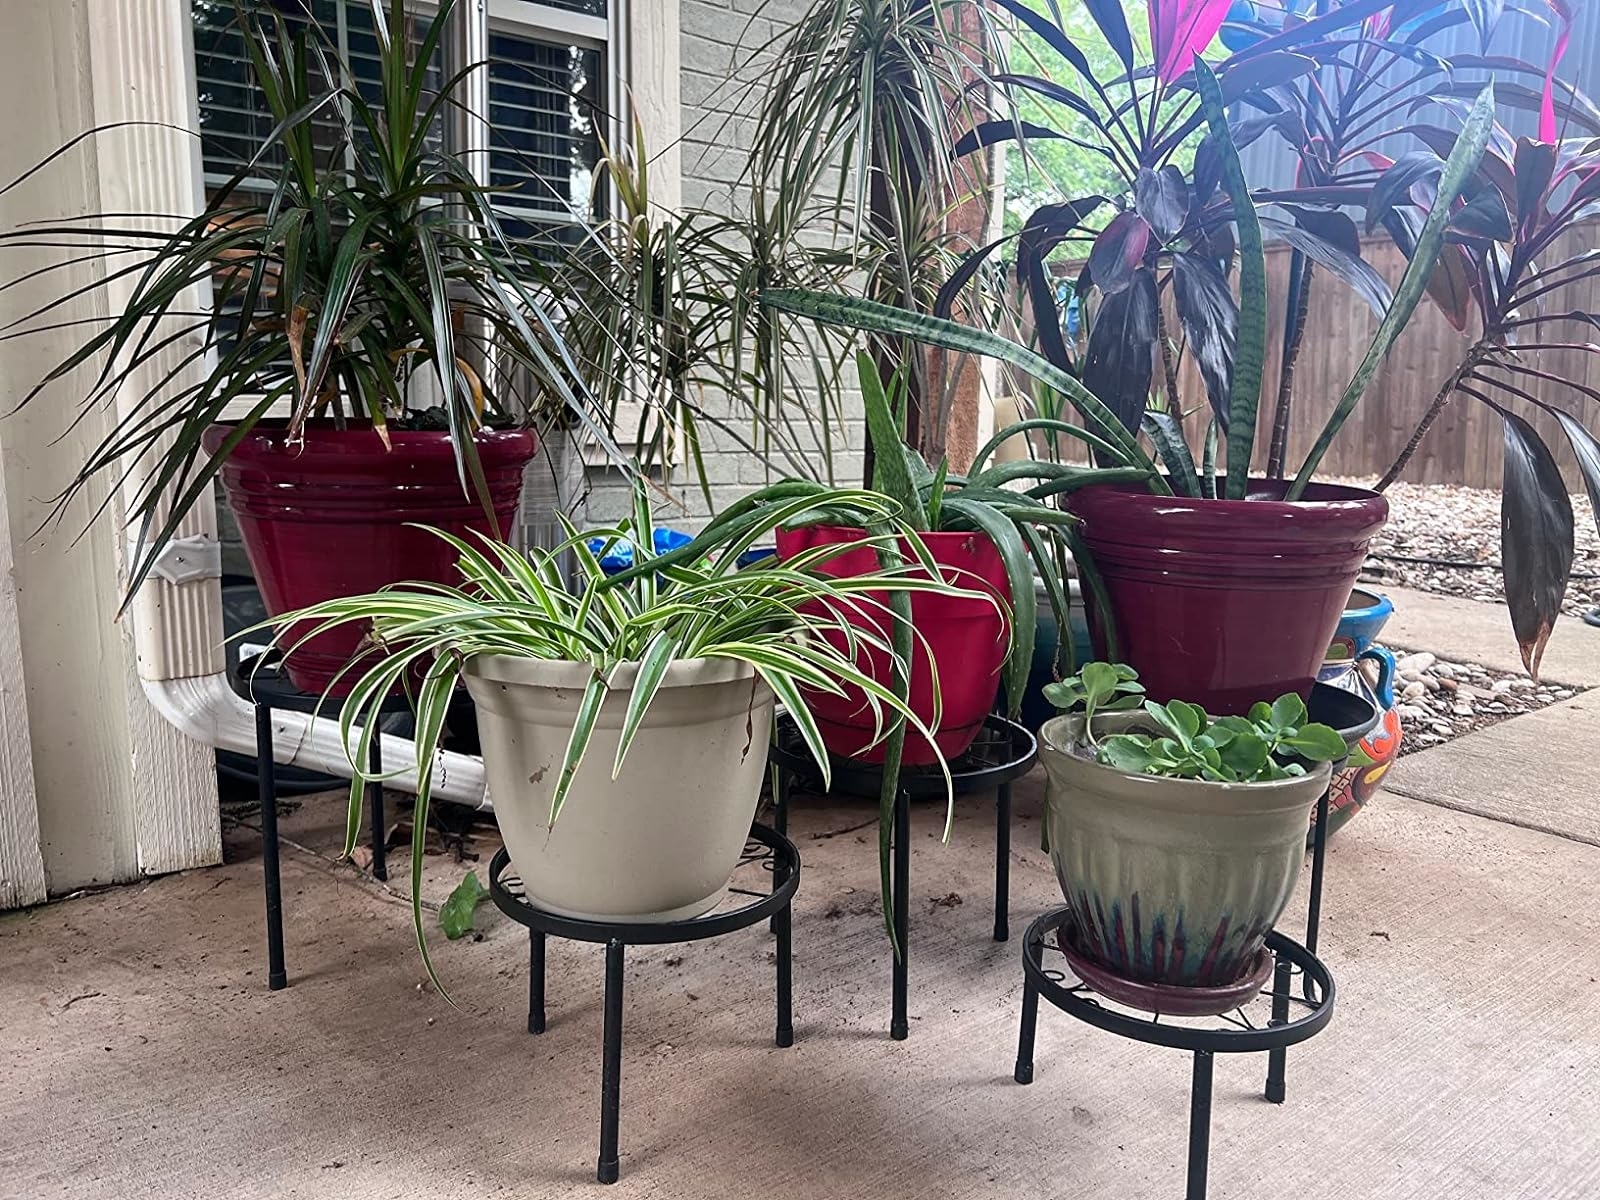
[235, 653, 408, 990]
[1015, 908, 1335, 1200]
[768, 713, 1036, 1040]
[488, 824, 800, 1184]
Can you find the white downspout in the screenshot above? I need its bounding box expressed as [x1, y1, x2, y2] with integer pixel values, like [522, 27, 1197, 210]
[97, 0, 494, 812]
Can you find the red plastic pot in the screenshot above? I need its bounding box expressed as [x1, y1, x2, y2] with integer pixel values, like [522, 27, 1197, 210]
[1065, 480, 1388, 715]
[774, 525, 1011, 765]
[205, 422, 538, 695]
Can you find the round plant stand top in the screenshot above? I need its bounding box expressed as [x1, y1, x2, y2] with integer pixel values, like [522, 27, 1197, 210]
[768, 712, 1037, 800]
[487, 823, 799, 946]
[1022, 906, 1335, 1055]
[230, 651, 413, 718]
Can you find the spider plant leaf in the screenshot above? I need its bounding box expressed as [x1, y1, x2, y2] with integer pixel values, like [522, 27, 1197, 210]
[1192, 58, 1266, 499]
[612, 632, 680, 779]
[550, 671, 608, 826]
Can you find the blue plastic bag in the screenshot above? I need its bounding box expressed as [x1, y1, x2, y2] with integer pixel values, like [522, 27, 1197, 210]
[587, 527, 694, 575]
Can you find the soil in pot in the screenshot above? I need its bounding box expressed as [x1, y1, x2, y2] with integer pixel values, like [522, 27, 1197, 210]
[464, 655, 774, 923]
[207, 420, 538, 695]
[1038, 711, 1330, 989]
[1066, 479, 1388, 715]
[775, 525, 1010, 765]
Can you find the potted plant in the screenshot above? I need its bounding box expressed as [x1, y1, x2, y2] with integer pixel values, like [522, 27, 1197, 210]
[778, 353, 1151, 763]
[1036, 663, 1345, 1006]
[764, 0, 1501, 713]
[0, 0, 631, 695]
[271, 481, 970, 973]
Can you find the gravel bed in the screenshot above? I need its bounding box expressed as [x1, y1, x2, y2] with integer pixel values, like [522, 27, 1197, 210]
[1331, 477, 1600, 615]
[1379, 649, 1581, 756]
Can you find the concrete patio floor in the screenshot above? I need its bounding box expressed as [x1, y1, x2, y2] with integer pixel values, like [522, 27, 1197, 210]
[4, 590, 1599, 1199]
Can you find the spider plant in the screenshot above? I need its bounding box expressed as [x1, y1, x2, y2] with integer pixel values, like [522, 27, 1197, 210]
[270, 481, 974, 979]
[0, 0, 612, 598]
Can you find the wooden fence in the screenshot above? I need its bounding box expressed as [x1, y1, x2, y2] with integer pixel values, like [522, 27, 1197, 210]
[1029, 221, 1600, 489]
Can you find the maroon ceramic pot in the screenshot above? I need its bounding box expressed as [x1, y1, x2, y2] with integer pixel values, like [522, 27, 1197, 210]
[206, 422, 538, 695]
[1065, 479, 1388, 715]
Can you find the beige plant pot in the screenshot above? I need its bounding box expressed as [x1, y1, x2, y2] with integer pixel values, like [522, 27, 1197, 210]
[1038, 712, 1331, 988]
[464, 654, 775, 922]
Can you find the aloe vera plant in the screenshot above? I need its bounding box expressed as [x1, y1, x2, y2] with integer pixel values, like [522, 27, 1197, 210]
[268, 481, 973, 980]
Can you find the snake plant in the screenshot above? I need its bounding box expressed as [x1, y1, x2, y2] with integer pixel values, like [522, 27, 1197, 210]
[267, 481, 977, 984]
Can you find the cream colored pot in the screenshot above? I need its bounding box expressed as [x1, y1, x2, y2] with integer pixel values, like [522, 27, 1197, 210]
[464, 655, 775, 922]
[1038, 712, 1330, 988]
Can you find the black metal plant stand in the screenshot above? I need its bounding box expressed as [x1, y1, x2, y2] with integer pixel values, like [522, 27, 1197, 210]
[767, 712, 1036, 1040]
[232, 652, 409, 990]
[488, 824, 800, 1184]
[1014, 910, 1335, 1200]
[1011, 682, 1375, 1198]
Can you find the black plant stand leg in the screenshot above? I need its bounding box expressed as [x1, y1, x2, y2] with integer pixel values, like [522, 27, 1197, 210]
[994, 782, 1012, 942]
[1264, 952, 1293, 1103]
[769, 767, 790, 934]
[597, 939, 625, 1184]
[528, 930, 546, 1034]
[1187, 1050, 1215, 1200]
[891, 786, 911, 1041]
[1014, 977, 1039, 1084]
[366, 729, 387, 882]
[775, 890, 794, 1048]
[255, 701, 287, 992]
[1306, 781, 1331, 957]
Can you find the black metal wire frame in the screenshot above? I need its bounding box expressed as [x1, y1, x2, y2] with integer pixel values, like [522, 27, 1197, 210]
[238, 652, 411, 989]
[768, 712, 1038, 1041]
[1014, 907, 1336, 1200]
[488, 823, 800, 1185]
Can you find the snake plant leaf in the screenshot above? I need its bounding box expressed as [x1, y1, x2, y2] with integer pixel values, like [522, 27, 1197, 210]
[762, 288, 1165, 486]
[1499, 407, 1574, 679]
[1193, 57, 1266, 500]
[941, 497, 1032, 719]
[1141, 410, 1201, 499]
[1289, 82, 1496, 498]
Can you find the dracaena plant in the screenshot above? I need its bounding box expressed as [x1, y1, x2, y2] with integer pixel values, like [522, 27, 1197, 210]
[766, 65, 1495, 504]
[946, 0, 1417, 473]
[1358, 76, 1600, 675]
[272, 481, 972, 979]
[0, 0, 621, 598]
[1229, 0, 1582, 477]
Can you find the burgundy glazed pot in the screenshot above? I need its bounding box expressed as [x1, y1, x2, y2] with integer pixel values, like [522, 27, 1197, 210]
[205, 422, 538, 695]
[1064, 479, 1388, 715]
[774, 525, 1010, 766]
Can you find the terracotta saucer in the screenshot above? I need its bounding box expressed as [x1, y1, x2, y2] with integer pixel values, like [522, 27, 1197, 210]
[1057, 926, 1276, 1018]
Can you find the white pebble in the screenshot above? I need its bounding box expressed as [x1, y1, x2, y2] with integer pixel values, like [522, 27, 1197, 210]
[1397, 652, 1437, 673]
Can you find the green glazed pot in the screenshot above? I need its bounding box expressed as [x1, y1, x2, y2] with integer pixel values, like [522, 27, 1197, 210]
[1038, 712, 1330, 988]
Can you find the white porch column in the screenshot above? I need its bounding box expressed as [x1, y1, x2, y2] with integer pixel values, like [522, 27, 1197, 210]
[0, 0, 221, 899]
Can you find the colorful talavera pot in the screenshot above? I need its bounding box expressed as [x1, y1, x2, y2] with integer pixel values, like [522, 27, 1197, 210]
[1313, 587, 1403, 840]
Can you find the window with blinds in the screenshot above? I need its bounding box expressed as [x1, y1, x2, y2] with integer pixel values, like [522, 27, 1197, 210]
[191, 0, 608, 245]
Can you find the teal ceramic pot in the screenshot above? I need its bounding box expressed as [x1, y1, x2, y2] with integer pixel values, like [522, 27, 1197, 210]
[1017, 578, 1095, 732]
[1313, 587, 1404, 841]
[1039, 712, 1330, 988]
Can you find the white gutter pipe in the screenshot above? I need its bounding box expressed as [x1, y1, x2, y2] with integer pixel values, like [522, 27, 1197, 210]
[100, 0, 495, 813]
[143, 672, 493, 810]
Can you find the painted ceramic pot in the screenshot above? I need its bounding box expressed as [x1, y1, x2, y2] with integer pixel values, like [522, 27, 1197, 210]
[1314, 588, 1404, 840]
[1038, 711, 1330, 989]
